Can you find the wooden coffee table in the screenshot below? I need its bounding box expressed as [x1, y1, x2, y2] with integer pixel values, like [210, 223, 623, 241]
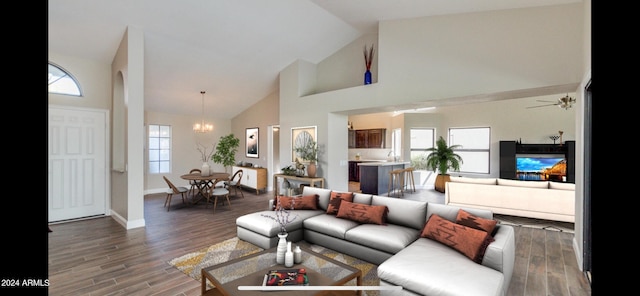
[201, 245, 362, 296]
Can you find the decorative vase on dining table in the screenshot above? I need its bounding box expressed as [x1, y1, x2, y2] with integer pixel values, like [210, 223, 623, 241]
[276, 232, 288, 264]
[201, 162, 210, 177]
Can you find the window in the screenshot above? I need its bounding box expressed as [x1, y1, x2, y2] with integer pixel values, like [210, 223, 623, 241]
[449, 127, 490, 174]
[48, 62, 82, 96]
[409, 128, 434, 170]
[391, 128, 402, 160]
[148, 124, 171, 174]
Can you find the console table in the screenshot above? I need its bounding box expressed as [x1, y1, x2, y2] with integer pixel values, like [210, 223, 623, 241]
[273, 174, 325, 197]
[232, 166, 267, 194]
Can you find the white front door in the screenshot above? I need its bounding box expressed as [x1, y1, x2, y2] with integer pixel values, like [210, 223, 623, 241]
[48, 107, 108, 222]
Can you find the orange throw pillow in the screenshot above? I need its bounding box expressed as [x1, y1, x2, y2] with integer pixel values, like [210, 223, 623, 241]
[421, 214, 494, 263]
[275, 195, 319, 210]
[335, 200, 388, 225]
[455, 209, 498, 235]
[326, 191, 354, 215]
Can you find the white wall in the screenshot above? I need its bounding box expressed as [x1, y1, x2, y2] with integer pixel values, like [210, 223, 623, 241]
[48, 53, 112, 110]
[378, 4, 583, 101]
[316, 33, 379, 93]
[109, 27, 146, 229]
[437, 94, 576, 178]
[48, 1, 591, 271]
[280, 3, 584, 192]
[347, 93, 576, 178]
[230, 90, 280, 191]
[144, 111, 232, 192]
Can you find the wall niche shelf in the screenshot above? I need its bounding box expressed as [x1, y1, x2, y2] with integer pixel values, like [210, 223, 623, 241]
[499, 141, 575, 183]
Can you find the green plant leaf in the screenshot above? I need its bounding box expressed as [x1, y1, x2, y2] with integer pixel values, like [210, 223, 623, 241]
[212, 133, 240, 169]
[424, 136, 463, 175]
[293, 140, 319, 163]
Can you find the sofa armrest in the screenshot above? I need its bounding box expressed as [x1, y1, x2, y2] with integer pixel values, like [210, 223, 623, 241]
[482, 224, 515, 291]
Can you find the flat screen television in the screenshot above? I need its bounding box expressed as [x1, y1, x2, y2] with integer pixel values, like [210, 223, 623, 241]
[516, 154, 566, 181]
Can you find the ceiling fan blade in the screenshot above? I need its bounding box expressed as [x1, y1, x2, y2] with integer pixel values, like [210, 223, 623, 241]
[526, 104, 557, 109]
[536, 100, 556, 103]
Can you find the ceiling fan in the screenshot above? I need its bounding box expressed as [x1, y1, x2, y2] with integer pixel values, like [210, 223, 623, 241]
[527, 94, 576, 110]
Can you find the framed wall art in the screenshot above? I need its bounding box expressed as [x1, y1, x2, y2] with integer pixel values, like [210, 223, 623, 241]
[291, 126, 317, 162]
[246, 127, 259, 158]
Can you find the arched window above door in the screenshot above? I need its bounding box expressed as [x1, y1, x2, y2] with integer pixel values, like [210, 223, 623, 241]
[48, 62, 82, 96]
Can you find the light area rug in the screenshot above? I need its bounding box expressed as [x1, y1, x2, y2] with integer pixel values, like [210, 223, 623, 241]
[168, 237, 380, 296]
[494, 214, 574, 233]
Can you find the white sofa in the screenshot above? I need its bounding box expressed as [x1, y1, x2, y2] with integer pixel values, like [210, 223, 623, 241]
[237, 186, 515, 296]
[445, 177, 575, 223]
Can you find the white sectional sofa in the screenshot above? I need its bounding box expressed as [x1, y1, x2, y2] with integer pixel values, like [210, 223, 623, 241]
[236, 186, 515, 296]
[445, 176, 575, 223]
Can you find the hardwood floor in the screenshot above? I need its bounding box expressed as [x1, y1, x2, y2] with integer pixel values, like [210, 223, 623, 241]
[48, 187, 592, 295]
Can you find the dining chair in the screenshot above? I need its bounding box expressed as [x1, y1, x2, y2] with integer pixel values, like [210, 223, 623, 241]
[225, 169, 245, 198]
[188, 168, 202, 197]
[206, 179, 231, 213]
[163, 176, 189, 211]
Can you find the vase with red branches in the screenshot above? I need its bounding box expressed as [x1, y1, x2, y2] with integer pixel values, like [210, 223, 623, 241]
[363, 44, 374, 85]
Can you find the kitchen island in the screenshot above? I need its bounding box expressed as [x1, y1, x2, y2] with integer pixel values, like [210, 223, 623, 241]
[348, 159, 387, 182]
[358, 162, 409, 195]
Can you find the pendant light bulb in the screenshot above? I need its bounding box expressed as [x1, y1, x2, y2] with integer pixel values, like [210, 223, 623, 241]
[194, 91, 213, 133]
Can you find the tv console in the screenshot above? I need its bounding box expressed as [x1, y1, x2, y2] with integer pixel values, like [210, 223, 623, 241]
[499, 141, 575, 183]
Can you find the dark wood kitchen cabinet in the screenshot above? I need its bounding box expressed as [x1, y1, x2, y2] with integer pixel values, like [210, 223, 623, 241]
[355, 130, 367, 148]
[367, 129, 385, 148]
[354, 129, 386, 148]
[348, 130, 355, 148]
[348, 161, 361, 182]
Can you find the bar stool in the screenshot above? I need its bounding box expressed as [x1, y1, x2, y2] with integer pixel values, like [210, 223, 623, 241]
[403, 167, 416, 193]
[388, 169, 405, 197]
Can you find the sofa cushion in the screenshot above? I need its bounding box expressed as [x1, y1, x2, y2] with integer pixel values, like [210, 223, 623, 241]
[301, 187, 332, 210]
[426, 203, 493, 225]
[236, 210, 324, 237]
[271, 195, 299, 210]
[303, 214, 360, 239]
[371, 195, 427, 229]
[456, 209, 498, 235]
[336, 200, 388, 225]
[377, 238, 504, 296]
[276, 195, 319, 210]
[450, 176, 497, 185]
[549, 182, 575, 190]
[421, 214, 494, 263]
[497, 178, 548, 188]
[352, 193, 373, 205]
[345, 224, 420, 254]
[326, 191, 354, 215]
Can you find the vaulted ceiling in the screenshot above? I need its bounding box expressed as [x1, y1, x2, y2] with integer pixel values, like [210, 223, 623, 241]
[48, 0, 581, 118]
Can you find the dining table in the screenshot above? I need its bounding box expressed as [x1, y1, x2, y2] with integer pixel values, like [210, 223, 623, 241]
[180, 172, 230, 205]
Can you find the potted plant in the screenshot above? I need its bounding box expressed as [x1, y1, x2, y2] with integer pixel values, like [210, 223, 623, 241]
[424, 136, 463, 193]
[293, 140, 319, 177]
[212, 133, 240, 173]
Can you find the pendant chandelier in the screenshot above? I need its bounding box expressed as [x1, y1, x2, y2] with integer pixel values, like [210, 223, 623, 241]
[193, 91, 213, 133]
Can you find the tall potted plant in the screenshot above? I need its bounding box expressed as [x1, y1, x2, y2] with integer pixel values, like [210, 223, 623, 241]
[211, 133, 240, 174]
[293, 140, 319, 177]
[425, 136, 463, 193]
